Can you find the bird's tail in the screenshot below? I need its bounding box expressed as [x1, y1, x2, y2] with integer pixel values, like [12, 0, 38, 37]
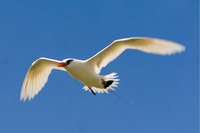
[103, 72, 119, 90]
[104, 73, 132, 104]
[82, 72, 119, 94]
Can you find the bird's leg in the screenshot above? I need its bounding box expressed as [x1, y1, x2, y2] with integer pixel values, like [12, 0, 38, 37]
[88, 87, 96, 95]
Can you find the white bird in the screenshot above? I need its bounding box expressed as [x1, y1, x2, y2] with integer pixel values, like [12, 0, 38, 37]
[20, 37, 185, 102]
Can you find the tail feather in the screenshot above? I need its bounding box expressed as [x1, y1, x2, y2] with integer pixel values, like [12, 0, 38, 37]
[82, 72, 119, 94]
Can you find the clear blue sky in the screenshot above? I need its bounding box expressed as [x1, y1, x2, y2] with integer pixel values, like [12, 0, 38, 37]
[0, 0, 198, 133]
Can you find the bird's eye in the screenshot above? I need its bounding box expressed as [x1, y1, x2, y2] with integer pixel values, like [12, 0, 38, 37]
[66, 59, 73, 65]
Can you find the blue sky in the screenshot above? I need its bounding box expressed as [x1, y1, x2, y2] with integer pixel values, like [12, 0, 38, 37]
[0, 0, 198, 133]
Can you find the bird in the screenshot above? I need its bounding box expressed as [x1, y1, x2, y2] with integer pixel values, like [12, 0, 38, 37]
[20, 37, 185, 102]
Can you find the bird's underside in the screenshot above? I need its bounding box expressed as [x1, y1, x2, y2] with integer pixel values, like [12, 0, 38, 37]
[20, 37, 185, 102]
[87, 79, 114, 95]
[82, 72, 119, 95]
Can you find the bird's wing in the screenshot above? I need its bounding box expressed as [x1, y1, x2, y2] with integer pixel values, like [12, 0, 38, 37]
[87, 37, 185, 73]
[20, 57, 65, 101]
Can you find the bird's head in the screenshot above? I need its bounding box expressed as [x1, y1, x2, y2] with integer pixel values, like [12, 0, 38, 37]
[57, 59, 74, 67]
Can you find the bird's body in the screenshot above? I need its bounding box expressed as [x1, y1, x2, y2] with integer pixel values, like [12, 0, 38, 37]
[64, 59, 104, 88]
[20, 37, 185, 101]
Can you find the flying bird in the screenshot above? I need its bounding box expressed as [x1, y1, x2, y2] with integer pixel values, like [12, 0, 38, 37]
[20, 37, 185, 102]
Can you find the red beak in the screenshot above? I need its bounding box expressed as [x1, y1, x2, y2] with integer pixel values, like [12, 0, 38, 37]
[57, 62, 67, 67]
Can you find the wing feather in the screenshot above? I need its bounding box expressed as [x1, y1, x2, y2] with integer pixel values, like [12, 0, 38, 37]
[87, 37, 185, 73]
[20, 57, 65, 101]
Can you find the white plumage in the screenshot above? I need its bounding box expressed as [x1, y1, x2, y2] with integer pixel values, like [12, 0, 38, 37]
[20, 37, 185, 101]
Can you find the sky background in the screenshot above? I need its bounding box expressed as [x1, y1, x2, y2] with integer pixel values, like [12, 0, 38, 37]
[0, 0, 198, 133]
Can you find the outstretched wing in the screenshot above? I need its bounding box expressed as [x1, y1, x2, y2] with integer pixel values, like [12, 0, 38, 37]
[20, 57, 65, 101]
[87, 37, 185, 73]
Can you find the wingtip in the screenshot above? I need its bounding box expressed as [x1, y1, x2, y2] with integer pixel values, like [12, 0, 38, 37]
[20, 94, 23, 102]
[172, 45, 186, 55]
[182, 45, 186, 52]
[20, 97, 25, 102]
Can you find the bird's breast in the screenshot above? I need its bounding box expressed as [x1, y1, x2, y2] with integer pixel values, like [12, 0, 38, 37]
[65, 64, 103, 88]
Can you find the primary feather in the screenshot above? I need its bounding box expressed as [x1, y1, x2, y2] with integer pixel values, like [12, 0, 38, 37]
[20, 57, 65, 101]
[87, 37, 185, 73]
